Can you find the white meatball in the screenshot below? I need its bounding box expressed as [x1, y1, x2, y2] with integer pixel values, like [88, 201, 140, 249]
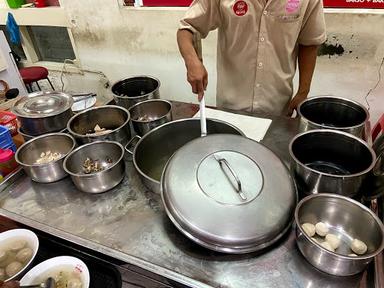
[8, 240, 26, 252]
[351, 239, 367, 255]
[320, 241, 335, 252]
[325, 234, 341, 250]
[0, 250, 7, 263]
[5, 261, 23, 277]
[16, 247, 33, 263]
[302, 223, 316, 237]
[315, 222, 329, 237]
[0, 268, 5, 281]
[348, 253, 358, 257]
[67, 277, 82, 288]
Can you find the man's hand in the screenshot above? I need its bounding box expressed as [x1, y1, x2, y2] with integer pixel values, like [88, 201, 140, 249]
[177, 29, 208, 101]
[286, 91, 308, 117]
[186, 58, 208, 101]
[0, 281, 20, 288]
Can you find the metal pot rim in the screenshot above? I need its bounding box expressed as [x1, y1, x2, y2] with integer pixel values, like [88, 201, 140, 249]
[15, 133, 76, 168]
[17, 127, 67, 138]
[66, 105, 131, 138]
[63, 141, 125, 177]
[111, 75, 161, 100]
[12, 91, 74, 119]
[132, 118, 246, 185]
[129, 99, 172, 123]
[295, 193, 384, 259]
[297, 96, 369, 130]
[289, 129, 377, 178]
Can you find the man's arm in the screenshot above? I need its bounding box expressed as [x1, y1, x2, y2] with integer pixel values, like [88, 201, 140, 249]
[177, 29, 208, 101]
[287, 44, 319, 116]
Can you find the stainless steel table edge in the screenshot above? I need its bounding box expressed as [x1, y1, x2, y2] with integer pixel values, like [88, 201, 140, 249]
[0, 199, 211, 288]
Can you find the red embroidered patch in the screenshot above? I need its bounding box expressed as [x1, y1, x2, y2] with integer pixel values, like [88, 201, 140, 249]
[233, 1, 248, 16]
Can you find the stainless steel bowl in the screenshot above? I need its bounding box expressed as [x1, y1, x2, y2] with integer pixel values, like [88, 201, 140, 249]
[129, 99, 172, 136]
[127, 118, 244, 194]
[67, 105, 131, 145]
[15, 133, 76, 183]
[18, 127, 67, 142]
[289, 129, 376, 197]
[297, 96, 369, 138]
[12, 91, 74, 136]
[63, 141, 125, 193]
[295, 194, 384, 276]
[111, 76, 160, 109]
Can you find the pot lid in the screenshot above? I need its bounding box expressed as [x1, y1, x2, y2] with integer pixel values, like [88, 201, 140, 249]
[161, 134, 297, 254]
[12, 92, 73, 118]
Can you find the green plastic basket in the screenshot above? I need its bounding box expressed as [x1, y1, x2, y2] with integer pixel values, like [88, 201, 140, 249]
[7, 0, 25, 9]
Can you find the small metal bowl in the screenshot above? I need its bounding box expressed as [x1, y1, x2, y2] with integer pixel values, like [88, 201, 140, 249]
[67, 105, 131, 145]
[295, 194, 384, 276]
[15, 133, 76, 183]
[18, 127, 67, 142]
[129, 99, 172, 136]
[63, 141, 125, 193]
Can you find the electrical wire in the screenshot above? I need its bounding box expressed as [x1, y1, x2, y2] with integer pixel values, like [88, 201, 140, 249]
[59, 59, 110, 92]
[364, 57, 384, 111]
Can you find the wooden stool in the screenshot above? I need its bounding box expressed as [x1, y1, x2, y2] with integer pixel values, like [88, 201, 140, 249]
[19, 66, 55, 93]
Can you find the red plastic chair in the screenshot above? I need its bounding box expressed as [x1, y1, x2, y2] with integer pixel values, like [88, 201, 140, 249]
[372, 114, 384, 142]
[19, 66, 55, 93]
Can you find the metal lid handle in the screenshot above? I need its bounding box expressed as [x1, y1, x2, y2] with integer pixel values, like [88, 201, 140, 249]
[214, 154, 246, 200]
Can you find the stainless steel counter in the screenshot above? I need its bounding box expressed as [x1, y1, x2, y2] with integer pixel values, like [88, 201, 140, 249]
[0, 102, 374, 288]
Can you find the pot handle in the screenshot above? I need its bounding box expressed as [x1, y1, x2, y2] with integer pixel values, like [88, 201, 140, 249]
[213, 154, 246, 201]
[125, 135, 141, 155]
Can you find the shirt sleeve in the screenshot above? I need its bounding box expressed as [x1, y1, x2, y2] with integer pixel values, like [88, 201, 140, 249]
[179, 0, 220, 39]
[298, 0, 326, 46]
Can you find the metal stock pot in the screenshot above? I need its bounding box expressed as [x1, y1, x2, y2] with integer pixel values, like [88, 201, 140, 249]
[161, 134, 297, 253]
[289, 129, 376, 197]
[111, 76, 160, 109]
[297, 96, 369, 138]
[126, 118, 244, 194]
[12, 91, 74, 136]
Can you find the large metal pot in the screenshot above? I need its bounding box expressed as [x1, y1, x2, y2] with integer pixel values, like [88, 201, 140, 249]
[162, 134, 297, 254]
[129, 99, 172, 136]
[289, 130, 376, 197]
[12, 91, 74, 136]
[126, 118, 244, 194]
[297, 96, 369, 138]
[111, 76, 160, 109]
[295, 194, 384, 276]
[67, 105, 131, 145]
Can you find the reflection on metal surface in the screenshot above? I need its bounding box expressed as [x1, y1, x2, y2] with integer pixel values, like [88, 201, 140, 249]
[0, 104, 378, 288]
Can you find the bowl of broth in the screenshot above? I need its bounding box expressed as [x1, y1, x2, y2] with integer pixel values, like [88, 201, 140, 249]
[0, 229, 39, 281]
[20, 256, 90, 288]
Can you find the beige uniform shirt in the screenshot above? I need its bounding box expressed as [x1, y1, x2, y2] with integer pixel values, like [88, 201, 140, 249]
[180, 0, 326, 115]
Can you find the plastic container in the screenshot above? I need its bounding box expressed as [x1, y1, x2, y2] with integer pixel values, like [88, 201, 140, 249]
[0, 111, 18, 136]
[0, 125, 13, 142]
[0, 148, 18, 176]
[6, 0, 25, 8]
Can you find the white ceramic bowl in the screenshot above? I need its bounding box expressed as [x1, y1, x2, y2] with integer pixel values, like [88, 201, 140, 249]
[0, 229, 39, 281]
[20, 256, 90, 288]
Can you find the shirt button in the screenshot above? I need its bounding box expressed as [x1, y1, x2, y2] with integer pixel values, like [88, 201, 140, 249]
[256, 83, 261, 88]
[260, 37, 265, 42]
[258, 62, 263, 68]
[263, 11, 268, 15]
